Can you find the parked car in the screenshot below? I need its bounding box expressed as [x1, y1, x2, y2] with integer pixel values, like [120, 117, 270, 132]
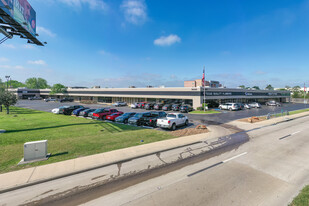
[180, 105, 193, 113]
[60, 105, 84, 115]
[72, 107, 89, 116]
[59, 98, 74, 103]
[130, 103, 139, 109]
[137, 102, 148, 109]
[44, 97, 57, 102]
[157, 113, 189, 130]
[92, 108, 119, 120]
[249, 102, 262, 108]
[28, 96, 42, 100]
[52, 106, 69, 114]
[80, 108, 96, 117]
[144, 103, 155, 110]
[218, 103, 241, 111]
[106, 111, 124, 121]
[206, 101, 220, 108]
[162, 104, 172, 111]
[244, 104, 251, 109]
[172, 104, 181, 111]
[113, 101, 127, 107]
[266, 100, 281, 106]
[142, 111, 167, 127]
[128, 112, 152, 126]
[115, 112, 136, 124]
[236, 103, 244, 110]
[154, 103, 163, 110]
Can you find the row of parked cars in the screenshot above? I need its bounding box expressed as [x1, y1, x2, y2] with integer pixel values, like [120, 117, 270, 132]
[52, 105, 189, 130]
[219, 101, 281, 111]
[130, 102, 193, 113]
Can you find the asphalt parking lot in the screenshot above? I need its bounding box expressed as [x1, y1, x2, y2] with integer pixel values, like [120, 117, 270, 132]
[15, 100, 308, 126]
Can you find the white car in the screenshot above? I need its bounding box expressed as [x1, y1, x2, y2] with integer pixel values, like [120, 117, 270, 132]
[249, 102, 261, 108]
[218, 103, 241, 111]
[244, 104, 251, 109]
[52, 106, 69, 114]
[130, 103, 139, 109]
[113, 101, 127, 107]
[157, 113, 188, 130]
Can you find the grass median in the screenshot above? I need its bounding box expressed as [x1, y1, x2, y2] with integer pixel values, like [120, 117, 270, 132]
[289, 185, 309, 206]
[189, 110, 220, 114]
[288, 108, 309, 115]
[0, 107, 174, 174]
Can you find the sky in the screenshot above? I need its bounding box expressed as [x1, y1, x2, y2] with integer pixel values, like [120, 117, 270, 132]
[1, 0, 309, 88]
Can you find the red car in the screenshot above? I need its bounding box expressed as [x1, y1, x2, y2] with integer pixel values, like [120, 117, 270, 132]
[138, 102, 148, 108]
[106, 112, 124, 121]
[92, 108, 119, 120]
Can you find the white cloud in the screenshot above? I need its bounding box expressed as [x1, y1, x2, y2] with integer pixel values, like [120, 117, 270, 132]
[154, 34, 181, 46]
[22, 44, 35, 49]
[27, 60, 47, 66]
[0, 57, 9, 62]
[37, 26, 56, 38]
[1, 44, 16, 49]
[99, 50, 111, 55]
[58, 0, 108, 11]
[0, 65, 24, 70]
[121, 0, 147, 25]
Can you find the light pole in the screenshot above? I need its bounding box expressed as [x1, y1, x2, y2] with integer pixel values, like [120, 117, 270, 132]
[5, 75, 10, 90]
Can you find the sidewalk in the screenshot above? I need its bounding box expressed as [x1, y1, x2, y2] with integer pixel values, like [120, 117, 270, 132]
[0, 124, 232, 193]
[228, 111, 309, 131]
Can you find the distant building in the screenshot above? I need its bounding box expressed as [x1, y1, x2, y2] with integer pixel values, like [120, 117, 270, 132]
[184, 79, 221, 88]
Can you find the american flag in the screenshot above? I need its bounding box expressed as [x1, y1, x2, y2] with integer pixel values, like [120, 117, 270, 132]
[202, 67, 205, 87]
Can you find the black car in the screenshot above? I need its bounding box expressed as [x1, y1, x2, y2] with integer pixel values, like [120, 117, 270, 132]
[180, 105, 193, 113]
[154, 103, 163, 110]
[79, 108, 96, 117]
[172, 104, 181, 111]
[142, 111, 167, 127]
[162, 104, 172, 111]
[115, 112, 136, 124]
[59, 98, 74, 103]
[128, 112, 152, 126]
[60, 105, 84, 115]
[144, 103, 155, 110]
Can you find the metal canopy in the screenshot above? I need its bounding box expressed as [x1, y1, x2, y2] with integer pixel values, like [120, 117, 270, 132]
[0, 8, 44, 46]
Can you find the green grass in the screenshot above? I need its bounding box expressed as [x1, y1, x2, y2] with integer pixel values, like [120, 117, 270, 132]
[289, 185, 309, 206]
[189, 110, 220, 114]
[289, 109, 309, 115]
[0, 107, 174, 174]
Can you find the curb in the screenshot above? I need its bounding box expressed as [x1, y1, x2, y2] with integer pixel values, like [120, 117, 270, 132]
[0, 140, 203, 194]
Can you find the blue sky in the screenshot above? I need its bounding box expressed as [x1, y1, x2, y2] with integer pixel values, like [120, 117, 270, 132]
[1, 0, 309, 88]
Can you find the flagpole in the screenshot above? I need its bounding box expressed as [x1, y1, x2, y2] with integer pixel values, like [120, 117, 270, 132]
[304, 83, 306, 106]
[203, 66, 206, 112]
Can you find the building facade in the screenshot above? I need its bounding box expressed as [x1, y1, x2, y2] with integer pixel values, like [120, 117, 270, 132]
[11, 87, 291, 109]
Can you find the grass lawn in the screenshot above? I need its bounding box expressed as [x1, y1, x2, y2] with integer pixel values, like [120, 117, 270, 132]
[0, 107, 174, 174]
[289, 108, 309, 115]
[289, 185, 309, 206]
[189, 110, 220, 114]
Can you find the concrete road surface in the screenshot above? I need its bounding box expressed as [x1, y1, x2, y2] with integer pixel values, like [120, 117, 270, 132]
[82, 116, 309, 206]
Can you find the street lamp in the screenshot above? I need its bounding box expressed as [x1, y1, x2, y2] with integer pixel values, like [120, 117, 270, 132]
[5, 75, 10, 90]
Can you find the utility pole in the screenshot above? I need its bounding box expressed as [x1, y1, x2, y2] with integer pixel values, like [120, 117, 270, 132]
[203, 66, 206, 112]
[5, 75, 10, 90]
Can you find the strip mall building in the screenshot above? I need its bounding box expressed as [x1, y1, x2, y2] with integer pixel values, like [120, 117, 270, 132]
[11, 86, 291, 109]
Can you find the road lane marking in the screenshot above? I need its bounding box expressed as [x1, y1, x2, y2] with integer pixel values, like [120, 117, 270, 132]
[187, 152, 247, 177]
[279, 131, 301, 140]
[222, 152, 247, 163]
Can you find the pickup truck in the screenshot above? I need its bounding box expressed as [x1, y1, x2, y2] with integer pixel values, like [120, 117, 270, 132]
[142, 111, 167, 127]
[157, 113, 188, 130]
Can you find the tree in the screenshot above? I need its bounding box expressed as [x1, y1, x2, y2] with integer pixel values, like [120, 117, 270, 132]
[25, 77, 49, 89]
[8, 80, 26, 88]
[0, 91, 17, 114]
[252, 86, 260, 90]
[285, 85, 291, 90]
[50, 84, 67, 95]
[239, 85, 245, 89]
[265, 84, 274, 90]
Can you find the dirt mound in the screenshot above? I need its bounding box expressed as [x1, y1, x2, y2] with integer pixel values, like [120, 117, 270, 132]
[170, 127, 209, 137]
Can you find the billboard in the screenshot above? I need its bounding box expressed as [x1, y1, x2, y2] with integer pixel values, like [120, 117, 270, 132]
[0, 0, 36, 37]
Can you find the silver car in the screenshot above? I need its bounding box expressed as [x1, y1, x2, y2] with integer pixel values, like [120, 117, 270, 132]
[249, 102, 261, 108]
